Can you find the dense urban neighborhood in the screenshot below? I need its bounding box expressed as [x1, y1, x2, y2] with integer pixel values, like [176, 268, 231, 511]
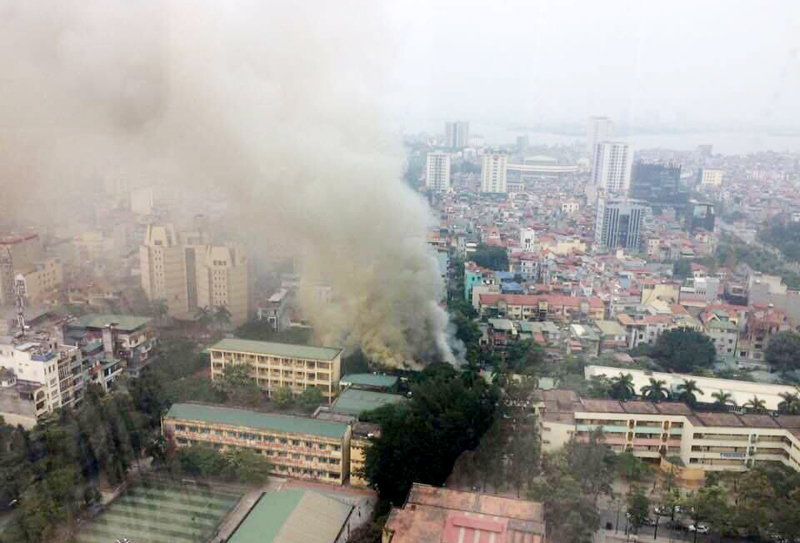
[2, 2, 800, 543]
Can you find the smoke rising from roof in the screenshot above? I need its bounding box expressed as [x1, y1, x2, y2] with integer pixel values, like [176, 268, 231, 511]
[0, 0, 456, 366]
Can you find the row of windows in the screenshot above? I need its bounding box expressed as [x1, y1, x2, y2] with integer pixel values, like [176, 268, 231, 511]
[174, 425, 341, 451]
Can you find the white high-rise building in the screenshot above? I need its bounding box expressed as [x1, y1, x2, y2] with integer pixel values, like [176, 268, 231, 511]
[425, 151, 451, 192]
[700, 168, 724, 187]
[592, 142, 633, 195]
[520, 228, 536, 251]
[445, 121, 470, 149]
[587, 116, 614, 159]
[481, 151, 508, 194]
[594, 197, 645, 252]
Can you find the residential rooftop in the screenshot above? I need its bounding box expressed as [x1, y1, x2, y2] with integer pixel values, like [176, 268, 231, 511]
[209, 338, 341, 361]
[165, 403, 349, 439]
[72, 314, 152, 332]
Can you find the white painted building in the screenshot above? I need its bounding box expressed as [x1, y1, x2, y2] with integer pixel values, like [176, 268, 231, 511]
[481, 151, 508, 193]
[585, 365, 800, 411]
[425, 151, 451, 192]
[520, 228, 536, 251]
[587, 116, 614, 160]
[592, 142, 633, 195]
[701, 168, 724, 187]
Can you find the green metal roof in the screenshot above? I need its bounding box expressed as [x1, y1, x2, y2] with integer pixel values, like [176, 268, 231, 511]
[210, 338, 341, 361]
[73, 314, 152, 332]
[331, 388, 405, 416]
[340, 373, 398, 388]
[228, 489, 351, 543]
[166, 403, 349, 439]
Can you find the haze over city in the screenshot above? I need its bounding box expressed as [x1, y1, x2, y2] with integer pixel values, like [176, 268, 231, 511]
[1, 2, 800, 543]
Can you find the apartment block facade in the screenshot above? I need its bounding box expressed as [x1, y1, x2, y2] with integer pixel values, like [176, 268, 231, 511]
[425, 151, 451, 192]
[539, 391, 800, 473]
[141, 224, 251, 325]
[208, 338, 342, 402]
[163, 403, 351, 484]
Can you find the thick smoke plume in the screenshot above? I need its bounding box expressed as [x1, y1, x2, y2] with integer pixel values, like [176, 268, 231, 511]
[0, 0, 456, 366]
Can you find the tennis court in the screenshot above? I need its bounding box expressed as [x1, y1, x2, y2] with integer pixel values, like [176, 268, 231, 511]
[76, 479, 241, 543]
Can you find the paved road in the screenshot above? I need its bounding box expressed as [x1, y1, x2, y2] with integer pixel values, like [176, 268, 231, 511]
[600, 510, 706, 543]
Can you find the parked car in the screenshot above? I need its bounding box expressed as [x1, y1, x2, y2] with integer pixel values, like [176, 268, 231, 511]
[689, 524, 709, 534]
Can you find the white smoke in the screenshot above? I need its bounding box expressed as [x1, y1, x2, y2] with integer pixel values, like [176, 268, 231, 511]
[0, 0, 457, 366]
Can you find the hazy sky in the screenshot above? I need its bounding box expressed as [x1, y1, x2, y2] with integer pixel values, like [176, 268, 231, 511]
[382, 0, 800, 133]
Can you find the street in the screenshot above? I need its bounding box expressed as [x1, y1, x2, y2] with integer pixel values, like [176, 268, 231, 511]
[600, 510, 705, 543]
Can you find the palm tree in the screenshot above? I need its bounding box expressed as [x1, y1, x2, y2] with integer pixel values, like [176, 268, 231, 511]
[641, 378, 670, 402]
[676, 379, 704, 407]
[778, 392, 800, 415]
[711, 391, 736, 411]
[194, 306, 213, 327]
[610, 373, 636, 401]
[461, 361, 481, 387]
[150, 299, 169, 323]
[745, 396, 767, 413]
[214, 305, 232, 329]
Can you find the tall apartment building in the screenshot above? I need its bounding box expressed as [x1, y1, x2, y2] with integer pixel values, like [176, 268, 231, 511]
[481, 151, 508, 193]
[587, 116, 614, 160]
[594, 197, 645, 252]
[140, 224, 250, 324]
[700, 168, 724, 187]
[592, 141, 633, 195]
[425, 151, 451, 192]
[195, 244, 250, 326]
[208, 338, 342, 402]
[539, 390, 800, 473]
[163, 403, 351, 485]
[140, 224, 189, 318]
[0, 234, 62, 306]
[444, 121, 470, 150]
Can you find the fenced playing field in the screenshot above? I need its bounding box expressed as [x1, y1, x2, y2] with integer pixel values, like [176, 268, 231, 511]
[76, 479, 241, 543]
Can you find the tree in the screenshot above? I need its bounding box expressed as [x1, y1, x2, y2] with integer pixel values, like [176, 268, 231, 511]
[504, 339, 545, 372]
[765, 332, 800, 372]
[627, 486, 650, 533]
[640, 378, 670, 402]
[778, 391, 800, 415]
[272, 386, 294, 409]
[150, 298, 169, 323]
[364, 377, 497, 505]
[676, 379, 704, 407]
[673, 259, 692, 279]
[744, 396, 767, 413]
[609, 373, 636, 400]
[469, 244, 509, 271]
[214, 364, 263, 407]
[711, 390, 736, 411]
[507, 415, 541, 497]
[682, 486, 731, 540]
[194, 306, 213, 327]
[616, 451, 650, 481]
[298, 387, 324, 412]
[528, 429, 613, 543]
[213, 305, 232, 329]
[650, 329, 716, 373]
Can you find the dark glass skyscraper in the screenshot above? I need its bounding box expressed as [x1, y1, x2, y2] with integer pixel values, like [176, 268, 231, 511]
[630, 162, 686, 204]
